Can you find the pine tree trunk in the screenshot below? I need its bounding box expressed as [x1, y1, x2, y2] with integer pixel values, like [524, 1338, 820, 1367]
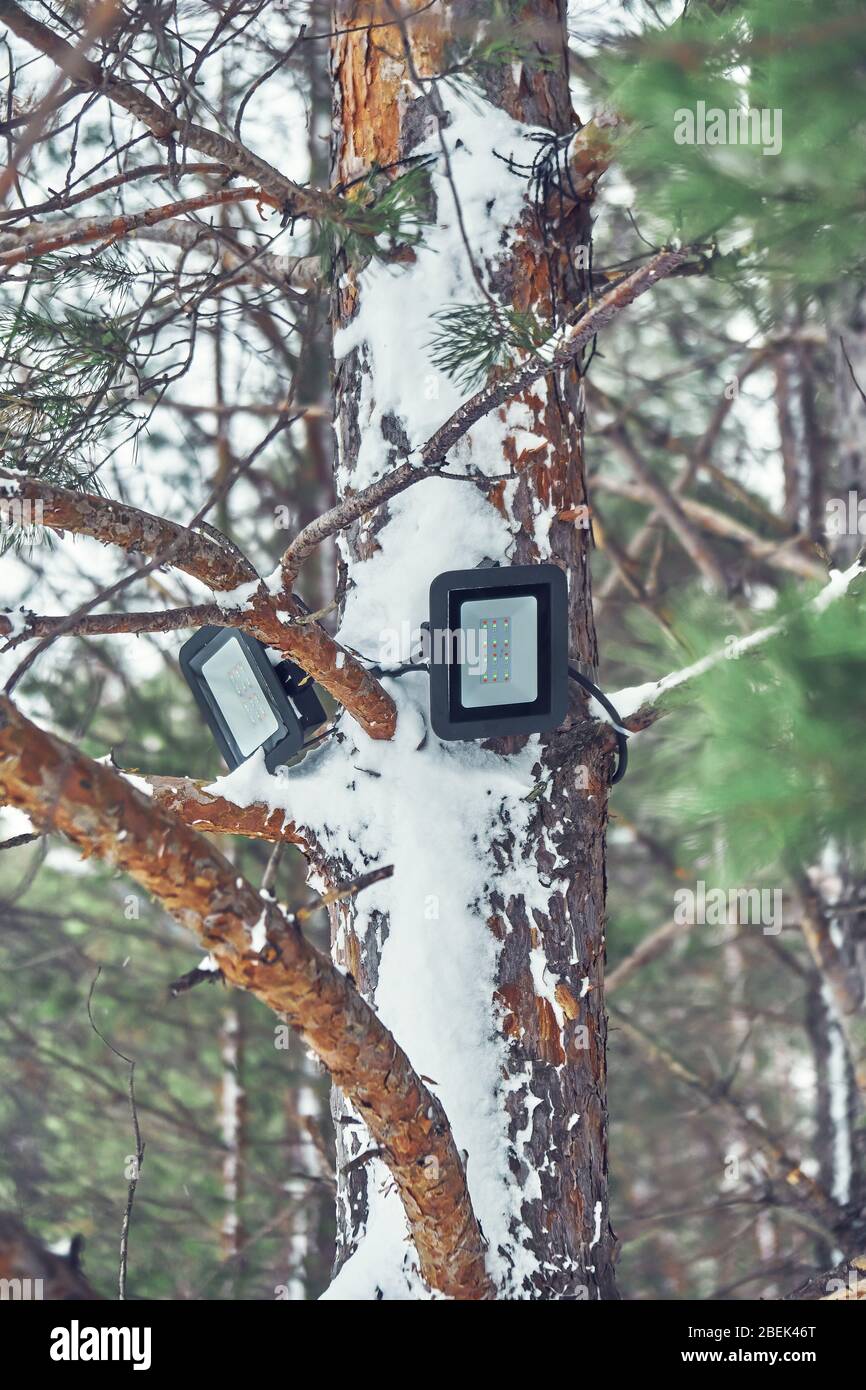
[322, 0, 616, 1298]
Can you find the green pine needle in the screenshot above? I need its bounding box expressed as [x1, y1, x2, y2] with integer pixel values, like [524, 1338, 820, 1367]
[314, 162, 434, 271]
[0, 252, 136, 553]
[428, 301, 544, 391]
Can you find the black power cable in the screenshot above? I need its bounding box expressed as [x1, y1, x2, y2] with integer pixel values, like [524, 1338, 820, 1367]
[568, 666, 629, 785]
[346, 644, 630, 783]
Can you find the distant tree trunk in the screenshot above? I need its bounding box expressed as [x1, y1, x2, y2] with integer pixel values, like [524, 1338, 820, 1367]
[219, 1005, 245, 1294]
[775, 350, 801, 529]
[324, 0, 616, 1298]
[832, 286, 866, 570]
[806, 980, 846, 1274]
[822, 283, 866, 1215]
[284, 1048, 324, 1299]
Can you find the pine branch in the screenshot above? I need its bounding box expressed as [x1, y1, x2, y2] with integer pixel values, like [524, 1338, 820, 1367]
[420, 249, 690, 463]
[0, 601, 233, 648]
[427, 301, 544, 391]
[0, 469, 256, 590]
[0, 471, 397, 738]
[315, 163, 434, 270]
[0, 187, 280, 269]
[0, 280, 138, 485]
[0, 696, 493, 1301]
[611, 552, 866, 731]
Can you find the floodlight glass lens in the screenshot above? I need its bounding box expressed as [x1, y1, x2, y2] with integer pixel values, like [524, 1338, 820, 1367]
[459, 595, 537, 708]
[201, 636, 281, 755]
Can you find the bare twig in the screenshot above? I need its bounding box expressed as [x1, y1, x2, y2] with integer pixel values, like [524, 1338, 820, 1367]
[612, 1005, 845, 1234]
[0, 829, 40, 850]
[0, 0, 120, 205]
[605, 423, 731, 592]
[0, 0, 349, 225]
[86, 967, 145, 1301]
[169, 961, 223, 997]
[0, 161, 227, 222]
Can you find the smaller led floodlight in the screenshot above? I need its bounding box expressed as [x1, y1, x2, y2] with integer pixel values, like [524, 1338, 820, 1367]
[428, 563, 568, 740]
[179, 625, 326, 773]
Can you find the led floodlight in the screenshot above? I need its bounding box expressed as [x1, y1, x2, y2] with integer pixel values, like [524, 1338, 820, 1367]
[179, 626, 326, 772]
[428, 563, 568, 740]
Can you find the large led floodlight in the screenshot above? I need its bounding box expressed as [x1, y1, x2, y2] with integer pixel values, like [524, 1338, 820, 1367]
[179, 626, 326, 773]
[428, 563, 568, 740]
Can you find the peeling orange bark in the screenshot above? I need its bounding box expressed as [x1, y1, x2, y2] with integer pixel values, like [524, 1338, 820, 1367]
[246, 592, 396, 739]
[147, 776, 310, 846]
[3, 470, 256, 591]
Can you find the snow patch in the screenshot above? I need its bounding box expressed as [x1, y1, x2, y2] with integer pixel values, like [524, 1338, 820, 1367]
[1, 605, 34, 640]
[213, 577, 260, 610]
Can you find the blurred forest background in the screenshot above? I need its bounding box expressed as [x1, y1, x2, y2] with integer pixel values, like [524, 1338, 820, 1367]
[1, 0, 865, 1300]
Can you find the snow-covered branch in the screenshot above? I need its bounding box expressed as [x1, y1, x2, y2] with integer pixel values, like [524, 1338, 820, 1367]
[608, 556, 866, 732]
[146, 774, 313, 849]
[419, 249, 690, 465]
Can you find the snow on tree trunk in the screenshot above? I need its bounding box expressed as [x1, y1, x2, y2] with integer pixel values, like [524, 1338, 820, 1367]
[304, 0, 616, 1300]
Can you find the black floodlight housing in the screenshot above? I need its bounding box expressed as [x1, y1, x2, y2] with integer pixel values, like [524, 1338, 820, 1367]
[179, 625, 326, 773]
[428, 563, 568, 740]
